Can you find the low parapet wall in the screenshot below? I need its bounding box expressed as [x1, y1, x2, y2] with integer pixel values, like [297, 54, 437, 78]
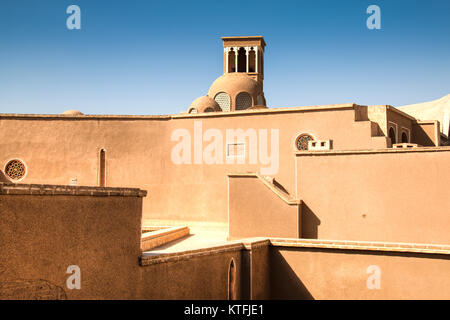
[269, 238, 450, 300]
[138, 237, 450, 300]
[0, 183, 146, 300]
[141, 226, 190, 252]
[138, 238, 271, 300]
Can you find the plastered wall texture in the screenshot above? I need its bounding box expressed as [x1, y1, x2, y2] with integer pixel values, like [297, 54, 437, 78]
[270, 239, 450, 300]
[1, 103, 428, 228]
[0, 34, 447, 300]
[0, 183, 144, 299]
[296, 147, 450, 243]
[1, 186, 448, 301]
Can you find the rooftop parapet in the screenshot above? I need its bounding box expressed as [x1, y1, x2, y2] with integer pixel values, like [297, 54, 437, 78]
[0, 182, 147, 197]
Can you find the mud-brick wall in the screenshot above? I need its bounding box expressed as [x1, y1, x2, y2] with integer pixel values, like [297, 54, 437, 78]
[296, 147, 450, 244]
[0, 183, 145, 299]
[270, 243, 450, 299]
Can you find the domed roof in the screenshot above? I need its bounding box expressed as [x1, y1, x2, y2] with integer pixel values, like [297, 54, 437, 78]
[207, 73, 262, 99]
[189, 96, 221, 113]
[62, 109, 83, 115]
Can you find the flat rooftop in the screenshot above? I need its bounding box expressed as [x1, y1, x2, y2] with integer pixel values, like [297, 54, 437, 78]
[142, 225, 229, 255]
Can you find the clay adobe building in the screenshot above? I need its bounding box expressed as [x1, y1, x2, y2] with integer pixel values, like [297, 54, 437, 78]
[0, 36, 449, 300]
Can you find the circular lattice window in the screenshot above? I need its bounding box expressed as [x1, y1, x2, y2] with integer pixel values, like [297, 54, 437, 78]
[295, 134, 314, 151]
[4, 159, 26, 180]
[214, 92, 231, 112]
[235, 92, 252, 110]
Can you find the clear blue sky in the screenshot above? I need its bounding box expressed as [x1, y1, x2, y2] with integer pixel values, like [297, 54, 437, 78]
[0, 0, 449, 115]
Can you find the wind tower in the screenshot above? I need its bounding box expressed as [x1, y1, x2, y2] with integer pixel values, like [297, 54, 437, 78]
[222, 36, 266, 89]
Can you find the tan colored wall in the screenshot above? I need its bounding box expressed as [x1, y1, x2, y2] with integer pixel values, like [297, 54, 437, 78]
[162, 107, 375, 225]
[0, 170, 10, 182]
[138, 246, 244, 299]
[366, 105, 388, 137]
[0, 184, 144, 299]
[0, 106, 381, 226]
[228, 174, 300, 239]
[247, 241, 271, 299]
[0, 116, 170, 188]
[412, 121, 439, 146]
[1, 182, 449, 301]
[270, 244, 450, 300]
[0, 183, 246, 300]
[296, 148, 450, 244]
[138, 238, 270, 300]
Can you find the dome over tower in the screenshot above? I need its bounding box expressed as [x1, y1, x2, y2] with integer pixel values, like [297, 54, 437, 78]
[185, 36, 268, 113]
[208, 73, 266, 111]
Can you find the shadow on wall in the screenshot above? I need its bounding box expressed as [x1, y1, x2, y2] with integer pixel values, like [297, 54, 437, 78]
[0, 171, 11, 183]
[270, 249, 314, 300]
[414, 125, 435, 146]
[301, 202, 321, 239]
[273, 179, 290, 195]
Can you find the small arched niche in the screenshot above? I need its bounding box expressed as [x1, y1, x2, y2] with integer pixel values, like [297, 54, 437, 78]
[227, 258, 237, 300]
[401, 131, 408, 143]
[389, 127, 396, 145]
[248, 48, 256, 72]
[228, 49, 236, 72]
[237, 47, 246, 72]
[99, 148, 106, 187]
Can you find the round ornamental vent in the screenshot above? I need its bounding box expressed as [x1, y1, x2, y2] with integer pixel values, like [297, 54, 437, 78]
[296, 134, 314, 151]
[5, 159, 26, 180]
[214, 92, 231, 112]
[235, 92, 252, 110]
